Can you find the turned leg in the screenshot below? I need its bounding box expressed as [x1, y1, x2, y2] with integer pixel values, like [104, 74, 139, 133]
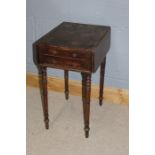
[82, 73, 91, 138]
[99, 57, 106, 106]
[64, 70, 69, 100]
[40, 66, 49, 129]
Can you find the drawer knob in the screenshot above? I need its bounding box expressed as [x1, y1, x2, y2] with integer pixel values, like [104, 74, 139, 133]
[72, 53, 77, 58]
[72, 63, 78, 67]
[52, 50, 57, 54]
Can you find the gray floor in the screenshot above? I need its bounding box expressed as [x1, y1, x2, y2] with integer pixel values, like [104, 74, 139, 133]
[27, 87, 129, 155]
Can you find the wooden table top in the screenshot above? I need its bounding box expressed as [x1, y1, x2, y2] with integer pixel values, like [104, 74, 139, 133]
[37, 22, 110, 51]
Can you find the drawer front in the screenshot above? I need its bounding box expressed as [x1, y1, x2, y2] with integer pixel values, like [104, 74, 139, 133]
[39, 54, 91, 71]
[38, 45, 91, 60]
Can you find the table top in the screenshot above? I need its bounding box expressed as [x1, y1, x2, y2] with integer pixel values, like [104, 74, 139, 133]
[37, 22, 110, 51]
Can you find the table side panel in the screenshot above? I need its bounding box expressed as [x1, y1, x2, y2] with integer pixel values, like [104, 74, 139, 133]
[93, 30, 111, 72]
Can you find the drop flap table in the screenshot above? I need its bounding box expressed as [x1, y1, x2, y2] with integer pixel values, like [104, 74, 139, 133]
[35, 22, 111, 138]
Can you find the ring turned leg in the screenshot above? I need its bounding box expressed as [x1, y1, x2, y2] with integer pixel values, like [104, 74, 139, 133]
[99, 57, 106, 106]
[64, 70, 69, 100]
[82, 73, 91, 138]
[40, 66, 49, 129]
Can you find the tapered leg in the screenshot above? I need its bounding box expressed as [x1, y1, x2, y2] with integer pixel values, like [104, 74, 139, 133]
[81, 73, 86, 103]
[64, 70, 69, 100]
[40, 66, 49, 129]
[82, 73, 91, 138]
[99, 57, 106, 106]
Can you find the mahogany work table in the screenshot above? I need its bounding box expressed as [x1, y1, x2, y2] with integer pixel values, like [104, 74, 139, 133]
[35, 22, 111, 138]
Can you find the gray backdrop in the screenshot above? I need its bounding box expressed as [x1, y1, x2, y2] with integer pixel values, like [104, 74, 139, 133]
[27, 0, 129, 89]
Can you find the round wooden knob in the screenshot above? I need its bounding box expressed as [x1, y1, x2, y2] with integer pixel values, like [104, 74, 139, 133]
[52, 50, 57, 54]
[72, 53, 77, 58]
[72, 63, 77, 67]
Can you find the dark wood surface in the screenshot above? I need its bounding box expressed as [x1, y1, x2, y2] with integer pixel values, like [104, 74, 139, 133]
[81, 73, 91, 138]
[36, 22, 110, 73]
[64, 70, 69, 100]
[36, 22, 109, 49]
[39, 66, 49, 129]
[99, 57, 106, 106]
[35, 22, 111, 138]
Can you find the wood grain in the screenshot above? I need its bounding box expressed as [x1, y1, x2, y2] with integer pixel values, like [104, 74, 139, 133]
[26, 73, 129, 105]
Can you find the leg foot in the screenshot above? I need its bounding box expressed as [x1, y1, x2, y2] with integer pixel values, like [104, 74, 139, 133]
[45, 119, 49, 129]
[84, 125, 90, 138]
[99, 96, 103, 106]
[65, 92, 69, 100]
[99, 97, 103, 106]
